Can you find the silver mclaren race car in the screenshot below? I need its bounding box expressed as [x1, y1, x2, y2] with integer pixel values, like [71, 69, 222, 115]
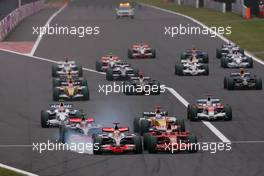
[52, 59, 83, 77]
[221, 53, 253, 68]
[128, 43, 156, 59]
[41, 103, 81, 128]
[224, 69, 262, 90]
[106, 62, 139, 81]
[93, 122, 142, 154]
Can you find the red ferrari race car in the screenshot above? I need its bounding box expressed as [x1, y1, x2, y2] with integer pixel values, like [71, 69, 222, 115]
[128, 43, 156, 59]
[93, 123, 142, 154]
[187, 94, 232, 121]
[143, 121, 198, 153]
[95, 54, 121, 72]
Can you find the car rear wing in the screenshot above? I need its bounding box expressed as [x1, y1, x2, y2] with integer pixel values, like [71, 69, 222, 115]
[50, 104, 73, 108]
[102, 127, 129, 133]
[196, 99, 220, 104]
[143, 111, 168, 117]
[69, 117, 94, 123]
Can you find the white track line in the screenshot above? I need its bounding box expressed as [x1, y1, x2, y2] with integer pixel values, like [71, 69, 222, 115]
[140, 3, 264, 66]
[165, 87, 230, 143]
[0, 163, 38, 176]
[30, 3, 68, 56]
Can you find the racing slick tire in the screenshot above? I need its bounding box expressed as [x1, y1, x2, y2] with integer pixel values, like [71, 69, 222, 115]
[77, 66, 83, 77]
[239, 48, 244, 55]
[41, 110, 49, 128]
[151, 49, 156, 58]
[53, 88, 60, 101]
[174, 64, 178, 75]
[176, 119, 186, 132]
[203, 64, 209, 75]
[52, 78, 60, 87]
[133, 117, 140, 133]
[106, 69, 114, 81]
[81, 79, 88, 87]
[128, 49, 133, 58]
[123, 82, 134, 95]
[52, 65, 59, 77]
[82, 87, 90, 100]
[224, 76, 228, 89]
[202, 53, 209, 63]
[256, 77, 262, 90]
[221, 57, 228, 68]
[93, 137, 103, 155]
[133, 68, 139, 77]
[140, 119, 150, 135]
[180, 53, 187, 60]
[176, 64, 184, 76]
[187, 105, 198, 121]
[143, 133, 150, 150]
[224, 105, 232, 121]
[247, 57, 253, 68]
[216, 48, 222, 59]
[96, 61, 103, 72]
[188, 135, 198, 153]
[133, 136, 142, 154]
[148, 136, 157, 153]
[227, 78, 235, 90]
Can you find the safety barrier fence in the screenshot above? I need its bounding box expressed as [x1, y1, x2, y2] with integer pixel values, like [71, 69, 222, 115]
[0, 0, 45, 41]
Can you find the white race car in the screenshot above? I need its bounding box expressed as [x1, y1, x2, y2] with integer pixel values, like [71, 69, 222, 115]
[175, 57, 209, 76]
[41, 103, 81, 128]
[221, 53, 253, 68]
[216, 43, 244, 59]
[52, 59, 83, 77]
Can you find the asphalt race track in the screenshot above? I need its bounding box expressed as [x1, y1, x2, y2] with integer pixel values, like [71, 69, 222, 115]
[0, 0, 264, 175]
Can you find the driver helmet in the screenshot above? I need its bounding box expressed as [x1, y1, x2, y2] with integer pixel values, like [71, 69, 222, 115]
[59, 102, 65, 112]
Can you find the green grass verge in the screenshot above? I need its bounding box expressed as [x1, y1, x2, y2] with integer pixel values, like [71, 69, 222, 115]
[0, 167, 25, 176]
[137, 0, 264, 60]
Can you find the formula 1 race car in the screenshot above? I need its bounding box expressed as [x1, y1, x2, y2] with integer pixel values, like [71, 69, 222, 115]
[53, 79, 89, 101]
[216, 42, 244, 59]
[123, 74, 161, 95]
[59, 116, 101, 143]
[224, 69, 262, 90]
[220, 53, 253, 68]
[128, 43, 156, 59]
[134, 106, 185, 135]
[52, 71, 88, 87]
[187, 95, 232, 121]
[106, 62, 139, 81]
[181, 48, 209, 63]
[115, 2, 135, 19]
[143, 128, 198, 153]
[41, 103, 82, 128]
[95, 54, 121, 72]
[175, 57, 209, 76]
[93, 123, 142, 154]
[52, 59, 83, 77]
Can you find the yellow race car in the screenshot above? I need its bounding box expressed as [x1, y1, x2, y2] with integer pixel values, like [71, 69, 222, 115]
[53, 79, 89, 101]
